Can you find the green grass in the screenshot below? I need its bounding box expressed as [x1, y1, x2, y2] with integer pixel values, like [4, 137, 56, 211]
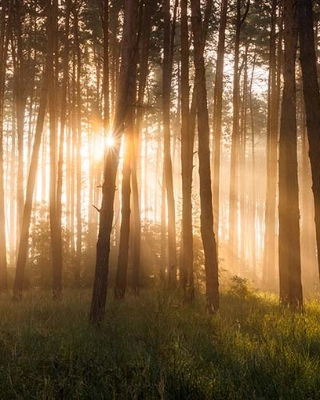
[0, 287, 320, 399]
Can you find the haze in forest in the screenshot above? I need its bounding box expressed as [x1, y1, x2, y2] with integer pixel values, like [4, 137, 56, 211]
[0, 0, 319, 320]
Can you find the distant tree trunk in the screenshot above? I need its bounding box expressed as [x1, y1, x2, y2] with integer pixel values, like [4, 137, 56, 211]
[191, 0, 219, 313]
[97, 0, 110, 132]
[132, 0, 155, 294]
[73, 7, 82, 285]
[162, 0, 178, 287]
[239, 45, 248, 274]
[248, 60, 257, 280]
[278, 0, 303, 308]
[0, 2, 10, 291]
[212, 0, 228, 244]
[229, 0, 250, 268]
[263, 0, 280, 288]
[297, 0, 320, 283]
[47, 0, 63, 300]
[90, 0, 138, 324]
[12, 0, 26, 247]
[56, 0, 71, 292]
[115, 62, 137, 299]
[13, 43, 50, 300]
[180, 0, 194, 302]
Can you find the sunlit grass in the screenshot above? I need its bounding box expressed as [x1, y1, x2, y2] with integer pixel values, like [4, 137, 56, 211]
[0, 287, 320, 398]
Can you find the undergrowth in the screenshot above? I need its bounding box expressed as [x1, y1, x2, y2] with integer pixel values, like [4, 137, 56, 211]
[0, 286, 319, 399]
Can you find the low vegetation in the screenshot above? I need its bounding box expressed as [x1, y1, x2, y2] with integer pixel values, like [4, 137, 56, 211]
[0, 284, 320, 399]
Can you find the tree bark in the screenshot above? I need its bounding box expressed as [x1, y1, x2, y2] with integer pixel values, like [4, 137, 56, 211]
[90, 0, 138, 324]
[191, 0, 219, 313]
[278, 0, 303, 308]
[297, 0, 320, 283]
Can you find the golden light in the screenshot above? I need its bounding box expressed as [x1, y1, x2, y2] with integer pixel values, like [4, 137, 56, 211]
[106, 134, 115, 148]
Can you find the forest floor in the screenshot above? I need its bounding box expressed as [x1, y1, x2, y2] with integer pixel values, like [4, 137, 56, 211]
[0, 283, 320, 399]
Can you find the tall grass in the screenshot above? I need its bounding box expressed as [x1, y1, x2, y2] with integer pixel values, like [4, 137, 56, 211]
[0, 286, 320, 399]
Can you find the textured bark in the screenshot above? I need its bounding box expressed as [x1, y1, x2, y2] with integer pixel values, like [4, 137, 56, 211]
[278, 0, 303, 308]
[297, 0, 320, 283]
[191, 0, 219, 313]
[90, 0, 138, 324]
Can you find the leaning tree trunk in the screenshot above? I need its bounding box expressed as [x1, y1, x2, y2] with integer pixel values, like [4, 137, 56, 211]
[90, 0, 138, 324]
[191, 0, 219, 313]
[278, 0, 303, 308]
[297, 0, 320, 283]
[13, 51, 49, 300]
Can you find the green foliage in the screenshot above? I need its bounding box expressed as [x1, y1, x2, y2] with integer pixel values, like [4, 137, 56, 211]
[0, 289, 320, 399]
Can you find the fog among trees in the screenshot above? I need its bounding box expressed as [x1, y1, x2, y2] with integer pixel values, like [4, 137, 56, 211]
[1, 0, 320, 315]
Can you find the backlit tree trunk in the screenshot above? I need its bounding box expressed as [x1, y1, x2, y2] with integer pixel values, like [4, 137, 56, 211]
[278, 0, 303, 308]
[180, 0, 194, 302]
[162, 0, 178, 287]
[90, 0, 138, 324]
[212, 0, 228, 244]
[0, 2, 10, 291]
[297, 0, 320, 283]
[191, 0, 219, 313]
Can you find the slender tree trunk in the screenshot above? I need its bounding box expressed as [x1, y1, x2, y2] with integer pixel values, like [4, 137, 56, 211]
[0, 2, 10, 291]
[47, 0, 63, 299]
[191, 0, 219, 313]
[13, 49, 49, 300]
[131, 0, 155, 294]
[114, 61, 137, 299]
[90, 0, 138, 324]
[162, 0, 178, 287]
[297, 0, 320, 283]
[278, 0, 302, 308]
[229, 0, 250, 269]
[212, 0, 228, 244]
[263, 0, 280, 288]
[12, 0, 26, 250]
[180, 0, 194, 302]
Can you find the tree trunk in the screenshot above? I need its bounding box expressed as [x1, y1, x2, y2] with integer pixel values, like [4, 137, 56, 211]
[278, 0, 302, 308]
[47, 0, 63, 299]
[90, 0, 138, 324]
[297, 0, 320, 283]
[180, 0, 195, 302]
[162, 0, 178, 288]
[191, 0, 219, 313]
[263, 0, 280, 289]
[0, 2, 10, 291]
[229, 0, 250, 270]
[212, 0, 228, 245]
[13, 45, 49, 300]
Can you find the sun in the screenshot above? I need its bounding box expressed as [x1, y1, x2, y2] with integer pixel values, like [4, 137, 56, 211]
[106, 134, 115, 148]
